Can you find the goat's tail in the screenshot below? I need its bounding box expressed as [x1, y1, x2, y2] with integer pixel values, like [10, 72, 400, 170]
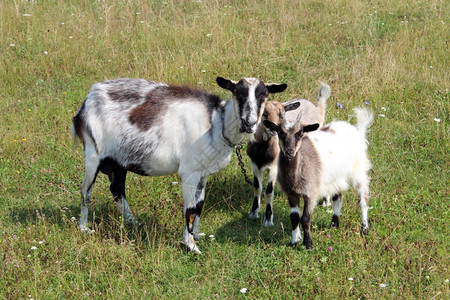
[71, 109, 85, 148]
[354, 107, 374, 137]
[316, 82, 331, 126]
[316, 82, 331, 106]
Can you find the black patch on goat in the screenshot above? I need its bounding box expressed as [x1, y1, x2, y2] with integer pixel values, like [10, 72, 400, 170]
[99, 156, 148, 176]
[185, 200, 204, 234]
[265, 204, 273, 222]
[265, 181, 273, 195]
[247, 140, 277, 169]
[72, 101, 98, 152]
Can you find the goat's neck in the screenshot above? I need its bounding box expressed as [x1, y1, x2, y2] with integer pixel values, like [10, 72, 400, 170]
[252, 124, 273, 143]
[221, 98, 247, 147]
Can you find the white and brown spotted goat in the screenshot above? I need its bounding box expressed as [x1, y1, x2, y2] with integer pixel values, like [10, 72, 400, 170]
[246, 83, 331, 226]
[72, 77, 287, 254]
[263, 107, 373, 249]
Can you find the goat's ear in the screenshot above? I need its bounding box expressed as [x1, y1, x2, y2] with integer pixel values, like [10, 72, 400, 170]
[304, 123, 320, 133]
[263, 120, 278, 133]
[266, 83, 287, 94]
[283, 101, 300, 112]
[216, 77, 236, 92]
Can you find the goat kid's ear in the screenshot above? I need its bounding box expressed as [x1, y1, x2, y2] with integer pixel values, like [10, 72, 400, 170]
[216, 77, 236, 93]
[283, 101, 300, 112]
[303, 123, 320, 133]
[263, 120, 279, 133]
[265, 83, 288, 94]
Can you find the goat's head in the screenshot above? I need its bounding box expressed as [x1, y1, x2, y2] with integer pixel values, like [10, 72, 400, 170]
[217, 77, 287, 134]
[263, 106, 319, 161]
[262, 101, 301, 137]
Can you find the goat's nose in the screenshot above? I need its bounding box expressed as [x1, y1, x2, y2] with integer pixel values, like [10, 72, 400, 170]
[286, 149, 295, 158]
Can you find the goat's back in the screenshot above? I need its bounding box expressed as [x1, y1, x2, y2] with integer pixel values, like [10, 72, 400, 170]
[73, 78, 225, 176]
[306, 121, 371, 197]
[285, 99, 324, 126]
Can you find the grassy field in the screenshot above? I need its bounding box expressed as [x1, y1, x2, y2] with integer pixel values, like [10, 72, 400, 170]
[0, 0, 448, 298]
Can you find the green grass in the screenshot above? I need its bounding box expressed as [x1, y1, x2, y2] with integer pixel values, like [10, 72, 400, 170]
[0, 0, 448, 298]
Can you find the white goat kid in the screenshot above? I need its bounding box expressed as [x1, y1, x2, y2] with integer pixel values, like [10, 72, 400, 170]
[72, 77, 287, 254]
[263, 108, 373, 250]
[246, 83, 331, 226]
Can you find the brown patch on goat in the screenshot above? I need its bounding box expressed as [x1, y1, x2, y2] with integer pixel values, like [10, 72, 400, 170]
[129, 86, 221, 131]
[320, 124, 335, 134]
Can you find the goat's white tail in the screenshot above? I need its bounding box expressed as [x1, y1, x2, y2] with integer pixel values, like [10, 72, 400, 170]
[316, 82, 331, 126]
[354, 108, 373, 137]
[316, 82, 331, 106]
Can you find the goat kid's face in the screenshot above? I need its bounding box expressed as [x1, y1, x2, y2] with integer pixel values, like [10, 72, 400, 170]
[217, 77, 287, 134]
[262, 100, 302, 137]
[264, 118, 319, 161]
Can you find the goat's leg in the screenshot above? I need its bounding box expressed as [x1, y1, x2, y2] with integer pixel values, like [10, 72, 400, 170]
[109, 167, 138, 225]
[249, 165, 263, 219]
[263, 167, 277, 226]
[358, 184, 370, 235]
[192, 177, 207, 241]
[79, 148, 99, 232]
[181, 174, 206, 254]
[288, 195, 302, 246]
[352, 172, 370, 235]
[301, 196, 315, 250]
[330, 193, 342, 228]
[321, 195, 332, 207]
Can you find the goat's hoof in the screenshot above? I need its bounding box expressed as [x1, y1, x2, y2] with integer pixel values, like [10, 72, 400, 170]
[289, 241, 299, 248]
[249, 211, 259, 219]
[183, 243, 202, 255]
[304, 242, 313, 251]
[263, 218, 274, 227]
[361, 227, 369, 235]
[79, 225, 90, 232]
[330, 215, 339, 229]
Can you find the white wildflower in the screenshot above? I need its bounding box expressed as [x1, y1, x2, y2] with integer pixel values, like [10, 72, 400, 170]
[43, 51, 48, 55]
[434, 118, 441, 122]
[379, 114, 385, 117]
[198, 232, 205, 236]
[209, 234, 214, 238]
[379, 283, 387, 288]
[381, 107, 386, 111]
[239, 288, 247, 294]
[348, 277, 354, 281]
[23, 14, 32, 17]
[9, 44, 15, 47]
[201, 70, 206, 73]
[30, 246, 37, 250]
[70, 217, 76, 222]
[172, 181, 178, 185]
[206, 33, 211, 37]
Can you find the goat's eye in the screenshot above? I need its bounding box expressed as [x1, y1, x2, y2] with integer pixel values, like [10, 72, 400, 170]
[262, 112, 268, 118]
[295, 131, 303, 140]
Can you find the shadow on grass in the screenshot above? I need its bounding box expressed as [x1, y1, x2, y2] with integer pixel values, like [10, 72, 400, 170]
[7, 201, 171, 249]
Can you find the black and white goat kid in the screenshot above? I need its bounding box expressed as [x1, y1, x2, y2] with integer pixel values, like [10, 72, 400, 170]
[72, 77, 287, 254]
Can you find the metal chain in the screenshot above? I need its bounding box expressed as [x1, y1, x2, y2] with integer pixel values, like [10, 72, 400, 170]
[234, 144, 253, 186]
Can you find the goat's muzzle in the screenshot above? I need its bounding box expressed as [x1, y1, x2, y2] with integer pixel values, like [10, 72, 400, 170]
[285, 149, 295, 161]
[240, 120, 257, 134]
